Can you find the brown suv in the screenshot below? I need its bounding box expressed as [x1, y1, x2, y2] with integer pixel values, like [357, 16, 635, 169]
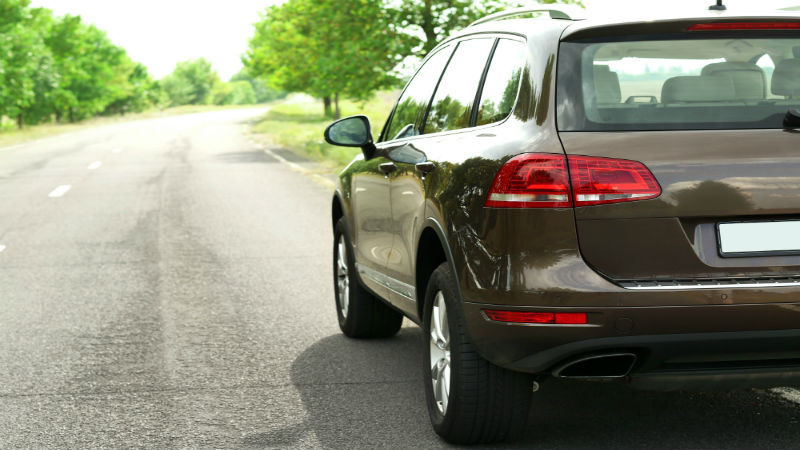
[325, 6, 800, 444]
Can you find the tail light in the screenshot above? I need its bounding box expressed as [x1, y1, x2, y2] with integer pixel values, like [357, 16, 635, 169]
[485, 153, 660, 208]
[484, 154, 571, 208]
[569, 156, 661, 206]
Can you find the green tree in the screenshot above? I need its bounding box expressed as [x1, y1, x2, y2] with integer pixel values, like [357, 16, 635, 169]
[0, 0, 30, 28]
[228, 81, 257, 105]
[211, 81, 232, 106]
[162, 58, 220, 106]
[0, 3, 55, 128]
[230, 69, 285, 103]
[103, 62, 160, 115]
[210, 80, 259, 106]
[1, 3, 159, 127]
[245, 0, 408, 118]
[46, 15, 132, 122]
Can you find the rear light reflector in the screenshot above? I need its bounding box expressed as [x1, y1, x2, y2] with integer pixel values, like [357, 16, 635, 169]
[484, 154, 572, 208]
[690, 22, 800, 31]
[484, 310, 588, 325]
[485, 153, 661, 208]
[554, 313, 589, 324]
[568, 156, 661, 207]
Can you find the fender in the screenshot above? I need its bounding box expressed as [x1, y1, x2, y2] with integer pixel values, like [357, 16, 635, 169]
[331, 189, 347, 233]
[418, 216, 466, 308]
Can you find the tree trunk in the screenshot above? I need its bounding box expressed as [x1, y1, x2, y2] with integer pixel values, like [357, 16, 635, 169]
[323, 96, 332, 117]
[421, 0, 437, 57]
[16, 113, 23, 129]
[333, 93, 341, 120]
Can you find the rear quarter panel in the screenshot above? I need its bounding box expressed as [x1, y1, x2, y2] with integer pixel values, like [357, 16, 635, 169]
[422, 23, 580, 304]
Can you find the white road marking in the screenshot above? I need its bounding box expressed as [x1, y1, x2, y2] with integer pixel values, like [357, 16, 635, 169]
[48, 185, 72, 198]
[262, 147, 335, 189]
[0, 245, 5, 253]
[87, 161, 102, 170]
[772, 387, 800, 405]
[112, 148, 122, 153]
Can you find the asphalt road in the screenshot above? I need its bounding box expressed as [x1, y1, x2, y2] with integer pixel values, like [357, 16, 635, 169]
[0, 109, 798, 449]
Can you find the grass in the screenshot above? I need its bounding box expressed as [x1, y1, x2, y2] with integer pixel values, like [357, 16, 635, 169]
[0, 104, 267, 149]
[249, 93, 397, 169]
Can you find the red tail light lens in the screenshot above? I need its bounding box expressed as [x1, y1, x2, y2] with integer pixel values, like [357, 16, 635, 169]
[484, 310, 588, 325]
[484, 154, 572, 208]
[554, 313, 589, 324]
[485, 154, 661, 208]
[690, 22, 800, 31]
[568, 156, 661, 207]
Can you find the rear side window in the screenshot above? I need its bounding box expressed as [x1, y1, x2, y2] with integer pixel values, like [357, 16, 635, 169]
[384, 46, 452, 142]
[424, 38, 495, 134]
[476, 39, 527, 126]
[557, 37, 800, 131]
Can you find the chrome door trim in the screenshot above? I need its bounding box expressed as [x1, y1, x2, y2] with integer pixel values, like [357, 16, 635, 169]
[356, 263, 416, 301]
[619, 277, 800, 290]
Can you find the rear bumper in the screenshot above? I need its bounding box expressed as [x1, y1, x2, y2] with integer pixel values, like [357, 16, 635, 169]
[462, 301, 800, 389]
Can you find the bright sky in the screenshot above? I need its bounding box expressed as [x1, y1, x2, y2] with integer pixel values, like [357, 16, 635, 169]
[28, 0, 800, 81]
[29, 0, 283, 80]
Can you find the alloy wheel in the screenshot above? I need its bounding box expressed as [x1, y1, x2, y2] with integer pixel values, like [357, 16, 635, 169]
[429, 291, 451, 415]
[336, 235, 350, 318]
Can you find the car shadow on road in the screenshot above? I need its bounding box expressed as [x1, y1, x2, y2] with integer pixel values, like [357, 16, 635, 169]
[245, 326, 800, 449]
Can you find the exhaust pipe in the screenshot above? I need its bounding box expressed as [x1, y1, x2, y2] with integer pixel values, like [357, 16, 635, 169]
[552, 352, 637, 380]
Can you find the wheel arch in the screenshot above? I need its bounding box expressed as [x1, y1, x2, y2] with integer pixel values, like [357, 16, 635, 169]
[332, 191, 345, 234]
[415, 218, 465, 321]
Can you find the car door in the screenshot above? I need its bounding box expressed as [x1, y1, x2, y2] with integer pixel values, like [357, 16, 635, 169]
[382, 37, 502, 314]
[356, 44, 453, 305]
[350, 151, 397, 300]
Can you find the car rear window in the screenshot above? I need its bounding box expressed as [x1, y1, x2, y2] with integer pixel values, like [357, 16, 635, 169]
[557, 37, 800, 131]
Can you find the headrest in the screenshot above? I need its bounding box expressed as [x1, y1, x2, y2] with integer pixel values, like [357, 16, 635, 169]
[772, 59, 800, 97]
[661, 76, 735, 103]
[595, 65, 611, 74]
[701, 62, 766, 100]
[593, 65, 621, 104]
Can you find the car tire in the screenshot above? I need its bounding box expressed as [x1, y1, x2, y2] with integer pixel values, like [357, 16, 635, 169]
[423, 262, 532, 444]
[333, 218, 403, 338]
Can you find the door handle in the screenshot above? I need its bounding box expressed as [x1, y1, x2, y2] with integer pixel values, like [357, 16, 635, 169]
[415, 161, 435, 175]
[379, 162, 397, 175]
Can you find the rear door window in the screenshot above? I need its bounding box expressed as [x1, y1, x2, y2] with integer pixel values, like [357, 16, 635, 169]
[557, 37, 800, 131]
[383, 45, 452, 142]
[476, 39, 527, 126]
[424, 38, 495, 134]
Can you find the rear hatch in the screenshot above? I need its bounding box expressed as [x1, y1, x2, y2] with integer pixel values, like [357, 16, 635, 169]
[556, 17, 800, 283]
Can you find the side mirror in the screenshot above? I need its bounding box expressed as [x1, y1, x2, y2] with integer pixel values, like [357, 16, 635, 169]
[324, 115, 376, 159]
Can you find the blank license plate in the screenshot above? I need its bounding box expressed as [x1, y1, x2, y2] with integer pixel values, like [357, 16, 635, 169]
[718, 221, 800, 256]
